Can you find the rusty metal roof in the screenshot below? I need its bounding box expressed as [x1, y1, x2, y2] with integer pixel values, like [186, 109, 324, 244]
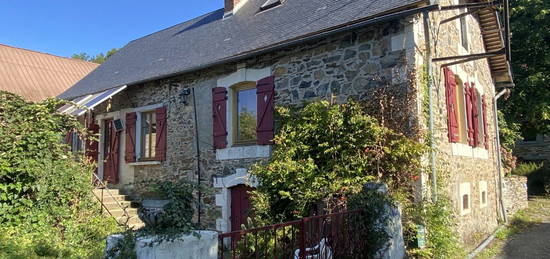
[0, 44, 99, 102]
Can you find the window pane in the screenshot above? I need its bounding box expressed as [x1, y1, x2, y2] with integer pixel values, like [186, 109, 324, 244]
[141, 112, 156, 158]
[237, 88, 257, 143]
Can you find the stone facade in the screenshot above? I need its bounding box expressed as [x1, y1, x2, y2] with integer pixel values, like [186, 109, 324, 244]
[503, 176, 528, 217]
[91, 18, 419, 230]
[413, 0, 501, 248]
[90, 0, 504, 249]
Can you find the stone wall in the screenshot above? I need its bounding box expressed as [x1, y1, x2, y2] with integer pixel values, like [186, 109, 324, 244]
[413, 0, 501, 249]
[514, 135, 550, 164]
[90, 17, 419, 229]
[503, 176, 528, 217]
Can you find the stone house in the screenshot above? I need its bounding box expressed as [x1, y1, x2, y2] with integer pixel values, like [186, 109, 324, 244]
[59, 0, 513, 249]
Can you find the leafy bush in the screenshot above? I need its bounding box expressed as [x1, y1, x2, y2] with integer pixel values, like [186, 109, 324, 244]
[0, 91, 121, 258]
[513, 162, 550, 195]
[249, 101, 427, 224]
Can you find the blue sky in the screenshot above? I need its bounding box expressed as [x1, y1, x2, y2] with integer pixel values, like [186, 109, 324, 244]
[0, 1, 223, 58]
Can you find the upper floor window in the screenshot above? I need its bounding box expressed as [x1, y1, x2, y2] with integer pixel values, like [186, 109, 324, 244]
[140, 111, 157, 160]
[444, 68, 490, 149]
[459, 0, 469, 50]
[232, 82, 257, 145]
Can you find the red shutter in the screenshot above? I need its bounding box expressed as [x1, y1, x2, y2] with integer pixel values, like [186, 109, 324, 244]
[444, 68, 459, 143]
[212, 87, 228, 149]
[65, 130, 73, 147]
[464, 83, 475, 146]
[85, 123, 100, 168]
[470, 84, 480, 147]
[256, 76, 275, 145]
[155, 107, 167, 161]
[482, 95, 489, 149]
[125, 112, 137, 163]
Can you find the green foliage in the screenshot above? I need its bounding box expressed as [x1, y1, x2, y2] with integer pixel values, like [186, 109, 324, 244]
[406, 197, 463, 259]
[0, 91, 122, 258]
[72, 48, 118, 64]
[513, 162, 550, 196]
[502, 0, 550, 135]
[249, 101, 427, 223]
[497, 110, 522, 150]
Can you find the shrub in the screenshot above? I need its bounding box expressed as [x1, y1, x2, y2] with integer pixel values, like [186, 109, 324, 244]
[0, 91, 121, 258]
[513, 162, 550, 195]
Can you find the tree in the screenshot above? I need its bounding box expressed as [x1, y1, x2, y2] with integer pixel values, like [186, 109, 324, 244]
[72, 48, 118, 64]
[502, 0, 550, 137]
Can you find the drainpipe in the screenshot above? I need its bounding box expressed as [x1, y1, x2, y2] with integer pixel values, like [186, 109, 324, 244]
[192, 88, 202, 226]
[423, 11, 437, 202]
[494, 89, 510, 223]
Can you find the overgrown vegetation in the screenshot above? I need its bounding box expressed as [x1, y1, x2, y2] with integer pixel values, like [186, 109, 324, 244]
[512, 162, 550, 196]
[106, 179, 208, 258]
[0, 91, 121, 258]
[244, 100, 427, 257]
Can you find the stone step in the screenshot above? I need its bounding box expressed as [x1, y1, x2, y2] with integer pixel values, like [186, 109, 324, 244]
[93, 188, 120, 196]
[105, 208, 138, 218]
[102, 200, 133, 210]
[119, 216, 145, 229]
[96, 194, 131, 203]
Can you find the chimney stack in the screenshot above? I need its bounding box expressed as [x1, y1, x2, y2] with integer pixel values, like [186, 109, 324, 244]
[225, 0, 246, 15]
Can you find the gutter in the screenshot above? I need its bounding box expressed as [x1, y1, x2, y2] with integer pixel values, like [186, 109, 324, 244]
[62, 3, 438, 100]
[494, 89, 510, 223]
[467, 225, 504, 259]
[422, 10, 437, 202]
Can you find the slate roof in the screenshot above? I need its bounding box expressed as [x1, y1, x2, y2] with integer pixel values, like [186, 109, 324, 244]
[60, 0, 424, 100]
[0, 44, 98, 102]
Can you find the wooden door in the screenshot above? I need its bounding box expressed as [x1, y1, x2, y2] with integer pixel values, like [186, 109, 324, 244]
[230, 184, 254, 232]
[103, 119, 120, 184]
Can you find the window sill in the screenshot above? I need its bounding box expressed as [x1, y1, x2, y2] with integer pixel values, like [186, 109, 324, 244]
[460, 209, 471, 216]
[216, 145, 271, 160]
[127, 161, 161, 166]
[451, 143, 488, 159]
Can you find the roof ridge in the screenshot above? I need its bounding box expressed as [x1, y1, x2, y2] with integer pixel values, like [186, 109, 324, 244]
[127, 8, 225, 44]
[0, 43, 100, 66]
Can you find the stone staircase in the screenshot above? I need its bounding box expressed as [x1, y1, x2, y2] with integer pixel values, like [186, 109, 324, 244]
[93, 188, 144, 229]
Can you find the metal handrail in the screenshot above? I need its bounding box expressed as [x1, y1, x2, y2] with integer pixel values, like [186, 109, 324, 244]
[91, 173, 131, 226]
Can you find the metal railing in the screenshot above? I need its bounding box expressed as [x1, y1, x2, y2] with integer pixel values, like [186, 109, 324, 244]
[91, 173, 131, 226]
[218, 210, 367, 259]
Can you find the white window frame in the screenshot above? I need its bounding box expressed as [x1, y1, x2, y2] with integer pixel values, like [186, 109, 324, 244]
[460, 182, 472, 215]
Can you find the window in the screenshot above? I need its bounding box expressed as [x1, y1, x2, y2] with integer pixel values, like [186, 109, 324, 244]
[480, 181, 488, 208]
[459, 1, 469, 50]
[454, 76, 468, 144]
[260, 0, 282, 11]
[460, 182, 471, 215]
[462, 194, 470, 210]
[140, 111, 157, 160]
[232, 82, 257, 145]
[475, 90, 485, 148]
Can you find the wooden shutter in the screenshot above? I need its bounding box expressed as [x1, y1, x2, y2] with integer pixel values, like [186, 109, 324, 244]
[470, 84, 480, 147]
[482, 95, 489, 149]
[256, 75, 275, 145]
[125, 112, 137, 163]
[444, 68, 459, 143]
[155, 107, 167, 161]
[464, 83, 475, 146]
[212, 87, 228, 149]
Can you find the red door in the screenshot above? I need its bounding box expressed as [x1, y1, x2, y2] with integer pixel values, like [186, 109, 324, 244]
[103, 119, 120, 184]
[230, 184, 254, 232]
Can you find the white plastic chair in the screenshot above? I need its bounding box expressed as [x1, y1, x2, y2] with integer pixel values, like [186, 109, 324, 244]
[293, 238, 333, 259]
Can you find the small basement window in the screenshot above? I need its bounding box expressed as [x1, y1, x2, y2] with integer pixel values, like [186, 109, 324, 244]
[460, 182, 471, 215]
[260, 0, 283, 11]
[479, 181, 488, 208]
